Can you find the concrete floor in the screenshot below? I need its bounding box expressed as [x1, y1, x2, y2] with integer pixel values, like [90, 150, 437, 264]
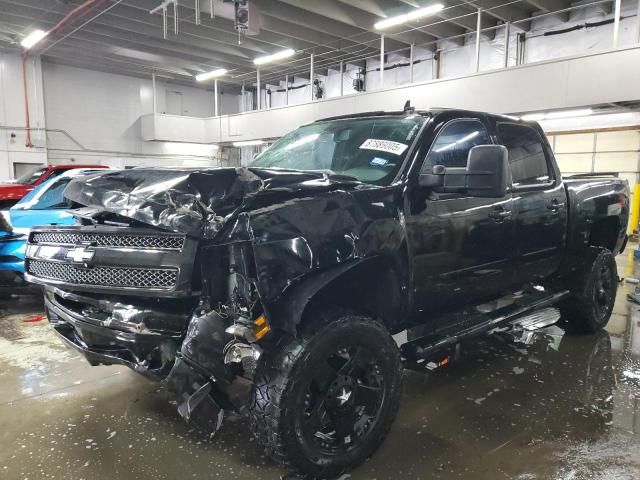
[1, 253, 640, 480]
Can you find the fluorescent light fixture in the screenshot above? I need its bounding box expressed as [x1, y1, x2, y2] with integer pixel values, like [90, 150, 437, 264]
[195, 68, 227, 82]
[21, 29, 48, 49]
[521, 113, 547, 122]
[374, 3, 445, 30]
[233, 140, 265, 147]
[545, 108, 593, 120]
[254, 49, 295, 66]
[521, 108, 594, 122]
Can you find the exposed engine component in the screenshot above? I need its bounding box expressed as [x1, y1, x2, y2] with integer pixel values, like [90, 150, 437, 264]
[223, 341, 261, 376]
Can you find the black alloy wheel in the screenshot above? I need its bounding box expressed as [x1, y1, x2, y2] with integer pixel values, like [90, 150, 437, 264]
[248, 313, 402, 478]
[560, 247, 617, 333]
[299, 345, 386, 456]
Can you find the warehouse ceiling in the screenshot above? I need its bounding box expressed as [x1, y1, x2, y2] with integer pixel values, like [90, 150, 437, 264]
[0, 0, 586, 92]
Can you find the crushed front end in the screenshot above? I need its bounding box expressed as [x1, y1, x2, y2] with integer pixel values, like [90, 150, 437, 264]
[24, 167, 281, 432]
[25, 226, 201, 378]
[24, 164, 381, 437]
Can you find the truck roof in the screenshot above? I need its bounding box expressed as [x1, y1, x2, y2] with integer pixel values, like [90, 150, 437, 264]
[316, 108, 529, 126]
[49, 164, 107, 170]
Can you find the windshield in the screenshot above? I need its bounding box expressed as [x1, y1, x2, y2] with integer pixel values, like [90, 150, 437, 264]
[15, 166, 48, 185]
[250, 116, 425, 185]
[13, 176, 75, 211]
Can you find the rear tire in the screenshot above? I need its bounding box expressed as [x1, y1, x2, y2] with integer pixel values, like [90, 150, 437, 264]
[560, 247, 617, 333]
[248, 313, 402, 478]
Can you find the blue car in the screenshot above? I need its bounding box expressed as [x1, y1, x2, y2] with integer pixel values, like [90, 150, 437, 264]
[0, 168, 108, 282]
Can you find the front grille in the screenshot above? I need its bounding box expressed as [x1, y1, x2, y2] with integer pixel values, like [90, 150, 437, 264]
[31, 232, 184, 250]
[28, 260, 178, 290]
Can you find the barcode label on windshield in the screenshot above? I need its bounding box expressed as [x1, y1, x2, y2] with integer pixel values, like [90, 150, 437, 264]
[359, 139, 408, 156]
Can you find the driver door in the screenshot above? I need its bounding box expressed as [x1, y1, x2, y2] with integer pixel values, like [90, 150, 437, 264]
[405, 115, 517, 317]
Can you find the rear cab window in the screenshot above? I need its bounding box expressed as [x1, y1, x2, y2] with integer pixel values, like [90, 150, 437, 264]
[497, 123, 554, 188]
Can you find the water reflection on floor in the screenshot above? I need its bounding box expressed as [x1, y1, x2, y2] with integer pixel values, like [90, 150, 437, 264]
[1, 252, 639, 479]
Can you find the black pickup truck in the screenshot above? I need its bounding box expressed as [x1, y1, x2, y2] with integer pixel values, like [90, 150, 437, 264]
[25, 108, 629, 478]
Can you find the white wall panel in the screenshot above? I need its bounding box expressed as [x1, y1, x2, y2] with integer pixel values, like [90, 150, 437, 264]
[0, 53, 47, 181]
[43, 63, 224, 166]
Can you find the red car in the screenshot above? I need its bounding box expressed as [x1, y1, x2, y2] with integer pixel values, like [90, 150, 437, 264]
[0, 164, 107, 209]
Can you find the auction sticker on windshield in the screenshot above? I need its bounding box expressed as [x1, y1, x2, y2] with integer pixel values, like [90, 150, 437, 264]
[360, 139, 408, 156]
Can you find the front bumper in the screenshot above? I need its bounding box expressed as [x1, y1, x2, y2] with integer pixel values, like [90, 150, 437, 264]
[0, 235, 26, 273]
[44, 288, 183, 379]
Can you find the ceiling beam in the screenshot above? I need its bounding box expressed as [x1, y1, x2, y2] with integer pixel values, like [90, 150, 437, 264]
[45, 37, 203, 76]
[1, 0, 255, 58]
[335, 0, 399, 18]
[523, 0, 571, 12]
[0, 9, 263, 77]
[124, 0, 358, 53]
[126, 0, 381, 63]
[269, 0, 435, 49]
[462, 0, 531, 26]
[438, 2, 497, 33]
[42, 43, 195, 77]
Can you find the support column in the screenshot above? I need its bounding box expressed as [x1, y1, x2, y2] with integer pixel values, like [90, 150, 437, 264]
[613, 0, 622, 48]
[409, 43, 415, 83]
[162, 7, 168, 39]
[310, 53, 314, 101]
[151, 72, 157, 113]
[339, 61, 344, 96]
[173, 0, 179, 35]
[380, 34, 385, 88]
[256, 68, 261, 111]
[503, 22, 510, 68]
[475, 8, 482, 72]
[285, 74, 289, 105]
[241, 81, 245, 113]
[214, 79, 219, 116]
[636, 0, 640, 43]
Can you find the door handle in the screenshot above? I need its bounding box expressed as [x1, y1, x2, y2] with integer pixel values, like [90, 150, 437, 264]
[488, 208, 512, 222]
[547, 200, 565, 212]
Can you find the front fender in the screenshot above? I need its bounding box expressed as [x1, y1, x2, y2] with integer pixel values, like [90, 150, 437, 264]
[263, 258, 367, 334]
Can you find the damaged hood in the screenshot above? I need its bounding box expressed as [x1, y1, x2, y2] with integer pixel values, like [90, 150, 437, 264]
[63, 167, 361, 237]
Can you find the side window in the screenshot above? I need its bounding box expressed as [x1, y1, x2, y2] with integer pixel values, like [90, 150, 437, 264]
[498, 123, 552, 187]
[422, 119, 490, 172]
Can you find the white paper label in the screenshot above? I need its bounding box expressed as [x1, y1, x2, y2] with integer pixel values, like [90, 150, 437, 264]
[359, 139, 408, 156]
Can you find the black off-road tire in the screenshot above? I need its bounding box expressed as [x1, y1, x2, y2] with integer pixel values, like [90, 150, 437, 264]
[248, 313, 402, 478]
[560, 247, 617, 333]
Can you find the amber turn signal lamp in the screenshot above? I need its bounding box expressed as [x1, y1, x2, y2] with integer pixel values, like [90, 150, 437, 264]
[254, 314, 270, 340]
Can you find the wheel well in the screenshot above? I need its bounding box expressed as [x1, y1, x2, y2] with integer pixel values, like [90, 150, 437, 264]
[589, 217, 619, 252]
[300, 257, 407, 334]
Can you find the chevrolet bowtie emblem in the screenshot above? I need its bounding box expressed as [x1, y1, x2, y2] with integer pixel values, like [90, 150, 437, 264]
[66, 246, 95, 264]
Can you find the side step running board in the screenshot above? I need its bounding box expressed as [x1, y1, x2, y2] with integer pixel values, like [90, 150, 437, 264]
[510, 307, 560, 331]
[401, 290, 569, 361]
